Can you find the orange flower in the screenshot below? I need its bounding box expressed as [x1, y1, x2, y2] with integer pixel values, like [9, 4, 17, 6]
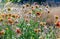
[56, 21, 60, 28]
[36, 12, 41, 16]
[8, 18, 14, 24]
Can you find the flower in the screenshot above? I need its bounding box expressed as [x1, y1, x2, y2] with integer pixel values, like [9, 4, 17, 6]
[1, 13, 6, 18]
[36, 12, 41, 16]
[56, 21, 60, 28]
[22, 6, 25, 9]
[26, 4, 30, 7]
[40, 22, 44, 26]
[34, 29, 41, 33]
[0, 15, 3, 22]
[43, 22, 46, 25]
[36, 12, 41, 17]
[35, 5, 39, 8]
[48, 11, 50, 13]
[16, 28, 21, 34]
[12, 14, 16, 18]
[0, 18, 3, 22]
[12, 14, 20, 18]
[55, 15, 59, 19]
[8, 17, 14, 24]
[15, 14, 20, 18]
[31, 6, 35, 10]
[27, 23, 30, 26]
[5, 28, 8, 30]
[28, 10, 32, 14]
[0, 30, 5, 35]
[7, 7, 11, 11]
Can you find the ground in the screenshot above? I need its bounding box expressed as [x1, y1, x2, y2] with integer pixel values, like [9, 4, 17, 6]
[50, 7, 60, 19]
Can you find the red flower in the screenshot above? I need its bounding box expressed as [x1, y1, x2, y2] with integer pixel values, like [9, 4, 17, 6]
[56, 21, 60, 28]
[16, 28, 21, 34]
[36, 12, 41, 16]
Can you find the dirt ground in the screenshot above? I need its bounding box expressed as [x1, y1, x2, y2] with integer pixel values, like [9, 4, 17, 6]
[50, 7, 60, 19]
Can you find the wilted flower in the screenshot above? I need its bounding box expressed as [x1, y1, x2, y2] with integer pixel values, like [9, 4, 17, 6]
[0, 30, 5, 36]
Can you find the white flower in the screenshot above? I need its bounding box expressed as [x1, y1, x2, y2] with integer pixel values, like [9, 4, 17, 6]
[39, 8, 43, 10]
[32, 14, 36, 17]
[27, 23, 30, 26]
